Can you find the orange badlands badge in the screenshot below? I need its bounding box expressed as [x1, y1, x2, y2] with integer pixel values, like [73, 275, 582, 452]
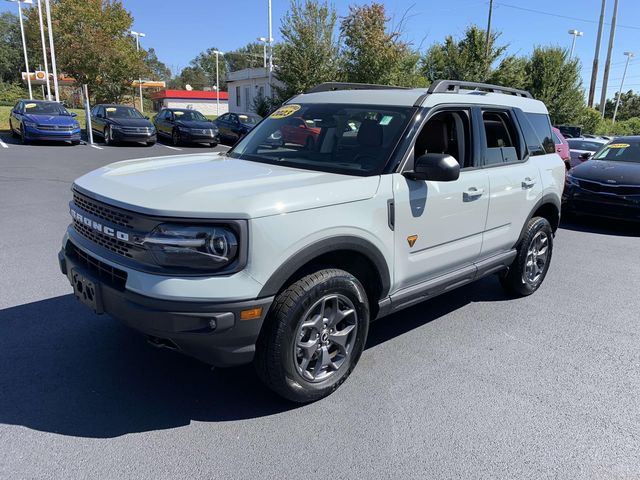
[407, 235, 418, 247]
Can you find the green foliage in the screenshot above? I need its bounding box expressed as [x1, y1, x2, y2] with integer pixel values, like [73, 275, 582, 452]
[422, 26, 509, 84]
[489, 55, 528, 89]
[340, 3, 422, 87]
[525, 47, 584, 125]
[595, 116, 640, 136]
[0, 12, 23, 84]
[24, 0, 144, 103]
[226, 42, 268, 71]
[603, 90, 640, 121]
[579, 107, 604, 134]
[0, 81, 27, 105]
[251, 94, 278, 117]
[275, 0, 339, 100]
[144, 47, 172, 81]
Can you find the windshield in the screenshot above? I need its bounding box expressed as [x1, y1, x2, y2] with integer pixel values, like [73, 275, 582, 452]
[228, 103, 414, 176]
[238, 114, 261, 125]
[592, 141, 640, 163]
[173, 110, 208, 122]
[24, 102, 69, 116]
[105, 106, 144, 119]
[567, 139, 605, 152]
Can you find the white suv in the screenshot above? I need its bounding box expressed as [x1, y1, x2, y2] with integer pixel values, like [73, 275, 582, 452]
[59, 81, 565, 402]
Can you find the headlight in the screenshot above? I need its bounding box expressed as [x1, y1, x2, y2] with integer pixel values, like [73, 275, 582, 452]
[110, 125, 122, 130]
[142, 224, 238, 270]
[73, 122, 80, 128]
[24, 121, 37, 128]
[565, 173, 579, 187]
[178, 126, 191, 132]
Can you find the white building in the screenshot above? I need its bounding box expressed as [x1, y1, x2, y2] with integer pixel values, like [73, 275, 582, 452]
[150, 89, 229, 116]
[226, 68, 283, 113]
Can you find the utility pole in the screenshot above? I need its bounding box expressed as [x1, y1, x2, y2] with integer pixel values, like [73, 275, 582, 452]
[9, 0, 33, 99]
[485, 0, 493, 55]
[44, 0, 59, 102]
[599, 0, 619, 117]
[588, 0, 606, 108]
[612, 52, 634, 124]
[36, 0, 51, 100]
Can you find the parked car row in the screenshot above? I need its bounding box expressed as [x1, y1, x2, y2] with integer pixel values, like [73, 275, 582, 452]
[7, 99, 263, 147]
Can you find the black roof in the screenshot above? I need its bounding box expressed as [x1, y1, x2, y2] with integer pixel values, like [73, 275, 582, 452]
[610, 136, 640, 142]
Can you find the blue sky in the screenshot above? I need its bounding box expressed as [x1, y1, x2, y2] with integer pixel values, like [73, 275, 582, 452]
[2, 0, 640, 98]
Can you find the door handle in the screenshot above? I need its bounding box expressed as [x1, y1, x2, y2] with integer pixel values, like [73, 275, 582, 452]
[522, 178, 536, 189]
[463, 187, 484, 201]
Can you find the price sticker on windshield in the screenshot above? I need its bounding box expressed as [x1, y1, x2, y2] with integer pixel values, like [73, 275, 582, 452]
[105, 107, 117, 112]
[25, 103, 36, 109]
[271, 104, 301, 119]
[607, 143, 629, 149]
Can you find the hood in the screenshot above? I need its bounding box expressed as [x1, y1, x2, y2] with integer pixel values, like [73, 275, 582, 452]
[109, 117, 154, 128]
[175, 120, 215, 129]
[73, 153, 380, 219]
[23, 113, 77, 125]
[571, 159, 640, 185]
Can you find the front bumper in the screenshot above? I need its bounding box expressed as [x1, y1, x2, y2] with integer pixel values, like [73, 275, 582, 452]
[59, 241, 273, 367]
[24, 126, 81, 142]
[111, 130, 157, 143]
[563, 185, 640, 221]
[180, 129, 219, 144]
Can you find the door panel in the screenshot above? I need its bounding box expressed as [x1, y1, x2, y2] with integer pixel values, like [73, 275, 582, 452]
[392, 170, 490, 292]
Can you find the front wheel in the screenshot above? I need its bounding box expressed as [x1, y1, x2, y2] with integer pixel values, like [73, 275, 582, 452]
[209, 142, 218, 148]
[103, 126, 112, 145]
[145, 141, 155, 147]
[172, 129, 181, 146]
[20, 125, 28, 145]
[10, 120, 18, 138]
[500, 216, 553, 296]
[255, 269, 369, 403]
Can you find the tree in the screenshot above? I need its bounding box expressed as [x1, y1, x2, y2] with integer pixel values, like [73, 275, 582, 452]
[0, 12, 24, 84]
[579, 107, 604, 134]
[275, 0, 339, 100]
[226, 42, 268, 71]
[603, 90, 640, 121]
[422, 26, 509, 84]
[489, 55, 528, 89]
[144, 47, 171, 81]
[525, 46, 584, 125]
[340, 3, 422, 87]
[24, 0, 144, 103]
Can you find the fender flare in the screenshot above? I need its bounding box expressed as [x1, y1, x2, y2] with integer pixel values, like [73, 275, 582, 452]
[258, 236, 391, 299]
[517, 194, 561, 244]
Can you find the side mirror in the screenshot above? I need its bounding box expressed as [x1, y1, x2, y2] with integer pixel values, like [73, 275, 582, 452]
[405, 153, 460, 182]
[144, 116, 149, 120]
[70, 112, 78, 117]
[579, 151, 592, 160]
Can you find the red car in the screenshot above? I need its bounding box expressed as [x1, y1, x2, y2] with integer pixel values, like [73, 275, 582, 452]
[280, 116, 321, 148]
[552, 127, 571, 169]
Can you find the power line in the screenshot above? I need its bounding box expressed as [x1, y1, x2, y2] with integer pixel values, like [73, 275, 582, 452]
[495, 2, 640, 31]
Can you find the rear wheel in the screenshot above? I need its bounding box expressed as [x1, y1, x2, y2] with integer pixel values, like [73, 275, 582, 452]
[500, 217, 553, 296]
[255, 269, 369, 403]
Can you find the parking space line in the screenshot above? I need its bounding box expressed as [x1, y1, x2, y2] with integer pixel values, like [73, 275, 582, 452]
[162, 145, 182, 151]
[0, 138, 8, 149]
[89, 144, 103, 150]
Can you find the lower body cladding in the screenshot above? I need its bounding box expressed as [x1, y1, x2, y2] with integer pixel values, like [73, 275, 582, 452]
[563, 187, 640, 222]
[58, 240, 273, 367]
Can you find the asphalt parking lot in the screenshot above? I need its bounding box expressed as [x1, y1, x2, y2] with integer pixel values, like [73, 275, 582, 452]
[1, 133, 639, 479]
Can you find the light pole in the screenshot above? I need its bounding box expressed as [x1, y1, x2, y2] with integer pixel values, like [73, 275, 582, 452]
[44, 0, 59, 101]
[612, 51, 634, 124]
[257, 37, 268, 68]
[36, 0, 51, 99]
[568, 29, 583, 59]
[130, 30, 146, 113]
[7, 0, 33, 99]
[213, 50, 223, 116]
[267, 0, 273, 98]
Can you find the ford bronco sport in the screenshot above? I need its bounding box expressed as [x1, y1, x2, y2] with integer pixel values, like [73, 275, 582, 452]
[59, 81, 565, 402]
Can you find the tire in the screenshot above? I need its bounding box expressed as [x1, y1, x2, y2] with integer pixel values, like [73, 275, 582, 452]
[71, 140, 80, 146]
[20, 125, 28, 145]
[103, 126, 111, 146]
[10, 120, 18, 138]
[500, 216, 554, 296]
[255, 268, 369, 403]
[210, 142, 218, 148]
[172, 128, 181, 146]
[145, 141, 156, 147]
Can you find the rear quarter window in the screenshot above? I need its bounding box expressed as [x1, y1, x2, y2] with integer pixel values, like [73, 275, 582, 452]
[525, 113, 555, 154]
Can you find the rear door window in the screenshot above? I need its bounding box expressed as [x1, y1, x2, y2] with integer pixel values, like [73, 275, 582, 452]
[481, 110, 521, 165]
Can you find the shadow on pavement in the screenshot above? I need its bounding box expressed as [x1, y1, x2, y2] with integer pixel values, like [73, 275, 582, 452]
[0, 275, 509, 438]
[559, 215, 640, 237]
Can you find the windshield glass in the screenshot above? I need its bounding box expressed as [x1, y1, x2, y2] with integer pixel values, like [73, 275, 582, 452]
[228, 103, 414, 176]
[173, 110, 208, 122]
[24, 102, 69, 116]
[238, 114, 262, 125]
[592, 141, 640, 163]
[105, 106, 144, 119]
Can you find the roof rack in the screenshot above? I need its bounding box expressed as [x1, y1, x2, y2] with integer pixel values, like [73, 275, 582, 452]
[306, 82, 410, 94]
[428, 80, 533, 98]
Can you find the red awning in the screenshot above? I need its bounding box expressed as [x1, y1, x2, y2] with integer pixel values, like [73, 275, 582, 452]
[150, 89, 229, 101]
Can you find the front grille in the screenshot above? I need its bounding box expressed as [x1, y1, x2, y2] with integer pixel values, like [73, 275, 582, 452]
[73, 191, 134, 228]
[73, 219, 133, 257]
[67, 241, 127, 291]
[578, 179, 640, 196]
[37, 124, 74, 131]
[120, 126, 152, 134]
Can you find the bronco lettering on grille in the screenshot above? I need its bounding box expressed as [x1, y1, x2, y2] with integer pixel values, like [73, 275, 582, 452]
[70, 208, 130, 242]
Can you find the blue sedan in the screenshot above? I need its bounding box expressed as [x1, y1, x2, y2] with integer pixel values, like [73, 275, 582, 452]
[9, 99, 81, 145]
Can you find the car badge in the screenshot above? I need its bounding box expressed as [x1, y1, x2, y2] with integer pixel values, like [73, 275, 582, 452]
[407, 235, 418, 247]
[606, 179, 617, 184]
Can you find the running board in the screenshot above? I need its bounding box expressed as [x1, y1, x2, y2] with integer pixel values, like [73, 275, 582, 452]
[376, 250, 516, 319]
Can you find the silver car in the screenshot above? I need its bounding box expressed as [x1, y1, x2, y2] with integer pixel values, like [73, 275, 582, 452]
[567, 137, 608, 168]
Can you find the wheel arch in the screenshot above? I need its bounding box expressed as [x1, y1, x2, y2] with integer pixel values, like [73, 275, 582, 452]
[258, 236, 391, 316]
[522, 195, 561, 239]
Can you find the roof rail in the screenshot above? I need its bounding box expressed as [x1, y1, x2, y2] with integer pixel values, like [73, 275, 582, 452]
[428, 80, 533, 99]
[306, 82, 410, 94]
